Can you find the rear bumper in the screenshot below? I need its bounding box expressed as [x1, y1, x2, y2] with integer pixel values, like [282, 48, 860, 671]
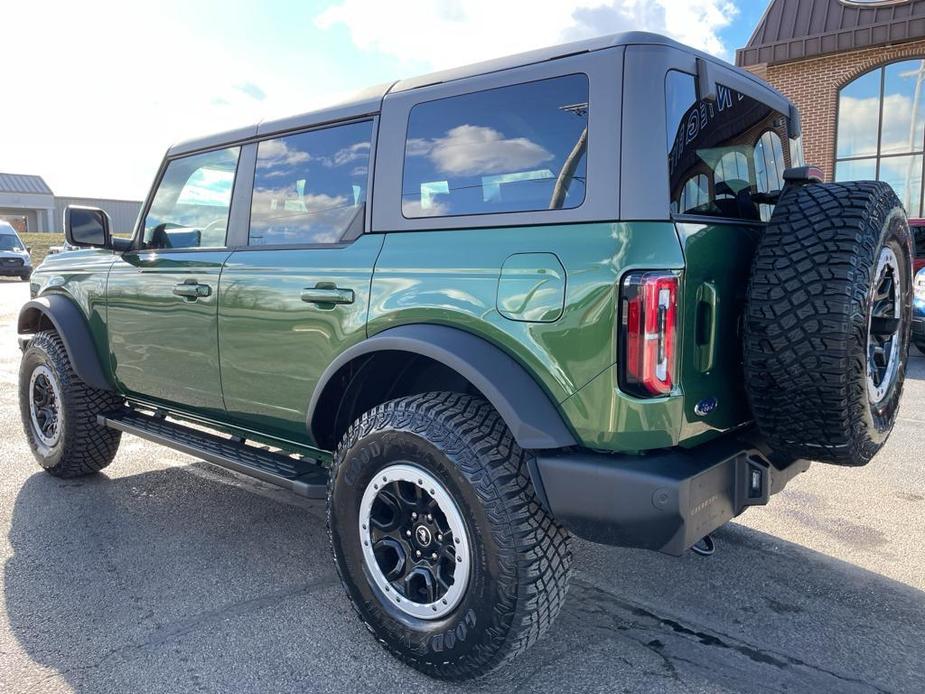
[532, 431, 809, 556]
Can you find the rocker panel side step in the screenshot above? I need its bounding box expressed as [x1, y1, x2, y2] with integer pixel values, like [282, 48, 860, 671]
[98, 409, 328, 498]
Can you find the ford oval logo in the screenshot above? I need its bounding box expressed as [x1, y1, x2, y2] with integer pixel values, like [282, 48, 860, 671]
[694, 397, 718, 417]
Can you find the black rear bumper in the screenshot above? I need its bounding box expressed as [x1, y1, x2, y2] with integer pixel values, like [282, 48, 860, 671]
[532, 432, 809, 556]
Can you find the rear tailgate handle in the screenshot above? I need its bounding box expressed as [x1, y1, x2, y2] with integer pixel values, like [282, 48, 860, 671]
[695, 282, 718, 373]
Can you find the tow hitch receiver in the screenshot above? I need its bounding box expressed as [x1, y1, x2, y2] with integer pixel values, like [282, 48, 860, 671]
[533, 432, 810, 556]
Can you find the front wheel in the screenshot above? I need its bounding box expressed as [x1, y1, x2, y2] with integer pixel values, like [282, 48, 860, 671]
[19, 331, 123, 477]
[327, 392, 572, 680]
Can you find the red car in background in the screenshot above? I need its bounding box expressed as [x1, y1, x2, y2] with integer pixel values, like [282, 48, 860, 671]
[912, 220, 925, 354]
[913, 219, 925, 273]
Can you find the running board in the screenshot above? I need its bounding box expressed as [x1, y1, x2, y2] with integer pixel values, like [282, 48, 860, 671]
[98, 409, 328, 498]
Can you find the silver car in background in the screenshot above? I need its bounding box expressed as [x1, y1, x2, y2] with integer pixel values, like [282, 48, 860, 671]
[0, 222, 33, 281]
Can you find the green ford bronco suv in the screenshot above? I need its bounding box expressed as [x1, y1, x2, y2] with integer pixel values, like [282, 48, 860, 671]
[17, 32, 913, 679]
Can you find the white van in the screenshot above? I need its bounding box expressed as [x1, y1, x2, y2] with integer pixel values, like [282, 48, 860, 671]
[0, 221, 33, 280]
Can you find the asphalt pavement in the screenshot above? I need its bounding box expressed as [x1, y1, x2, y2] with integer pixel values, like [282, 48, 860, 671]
[0, 278, 922, 693]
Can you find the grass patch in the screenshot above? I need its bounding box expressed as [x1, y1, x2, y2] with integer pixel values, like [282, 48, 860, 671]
[20, 232, 65, 268]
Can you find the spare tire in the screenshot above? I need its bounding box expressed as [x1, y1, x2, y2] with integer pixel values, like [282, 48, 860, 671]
[745, 181, 913, 466]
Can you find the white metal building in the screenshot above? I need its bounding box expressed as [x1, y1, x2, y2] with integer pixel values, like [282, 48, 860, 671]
[0, 172, 142, 233]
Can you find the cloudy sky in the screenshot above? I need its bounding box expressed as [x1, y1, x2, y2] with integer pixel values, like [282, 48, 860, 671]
[0, 0, 764, 204]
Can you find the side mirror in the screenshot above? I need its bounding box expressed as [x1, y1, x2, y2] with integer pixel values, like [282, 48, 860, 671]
[65, 205, 112, 249]
[26, 246, 32, 254]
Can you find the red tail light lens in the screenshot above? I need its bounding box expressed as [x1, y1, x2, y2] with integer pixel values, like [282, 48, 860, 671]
[620, 272, 679, 397]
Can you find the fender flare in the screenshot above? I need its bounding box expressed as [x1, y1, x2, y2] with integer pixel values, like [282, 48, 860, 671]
[307, 324, 577, 450]
[18, 295, 113, 391]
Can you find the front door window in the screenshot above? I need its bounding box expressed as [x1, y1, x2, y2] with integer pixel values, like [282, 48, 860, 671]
[142, 147, 240, 250]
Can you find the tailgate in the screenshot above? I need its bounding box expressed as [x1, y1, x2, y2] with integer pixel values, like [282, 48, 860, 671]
[676, 221, 761, 445]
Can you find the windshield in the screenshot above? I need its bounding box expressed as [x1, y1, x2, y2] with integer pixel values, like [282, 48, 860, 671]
[0, 235, 24, 251]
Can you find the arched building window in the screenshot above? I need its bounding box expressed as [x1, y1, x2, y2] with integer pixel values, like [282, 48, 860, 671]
[836, 59, 925, 216]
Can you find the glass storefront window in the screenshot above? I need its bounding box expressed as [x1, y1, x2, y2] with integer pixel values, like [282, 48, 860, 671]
[836, 59, 925, 216]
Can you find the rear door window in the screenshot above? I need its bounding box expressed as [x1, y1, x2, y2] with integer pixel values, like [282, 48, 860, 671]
[401, 74, 589, 218]
[665, 70, 794, 221]
[249, 120, 373, 246]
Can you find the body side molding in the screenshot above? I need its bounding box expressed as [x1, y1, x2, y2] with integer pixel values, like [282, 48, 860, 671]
[308, 324, 577, 450]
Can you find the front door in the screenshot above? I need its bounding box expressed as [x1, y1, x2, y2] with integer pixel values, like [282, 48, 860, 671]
[217, 119, 379, 445]
[107, 146, 243, 418]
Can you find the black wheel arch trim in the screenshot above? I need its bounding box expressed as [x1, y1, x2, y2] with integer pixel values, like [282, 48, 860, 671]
[307, 324, 577, 451]
[17, 295, 113, 391]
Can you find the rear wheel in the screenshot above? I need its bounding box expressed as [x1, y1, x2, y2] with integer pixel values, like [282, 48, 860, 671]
[19, 331, 123, 477]
[328, 392, 572, 680]
[745, 181, 913, 466]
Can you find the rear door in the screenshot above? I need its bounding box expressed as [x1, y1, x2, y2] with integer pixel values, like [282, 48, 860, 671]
[107, 146, 246, 418]
[662, 68, 803, 443]
[218, 119, 380, 445]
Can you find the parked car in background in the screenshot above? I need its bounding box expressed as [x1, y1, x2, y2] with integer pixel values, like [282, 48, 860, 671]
[47, 241, 78, 256]
[911, 219, 925, 273]
[914, 274, 925, 355]
[0, 221, 32, 280]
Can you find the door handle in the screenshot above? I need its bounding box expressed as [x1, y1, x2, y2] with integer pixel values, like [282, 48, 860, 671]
[695, 282, 718, 373]
[301, 286, 355, 306]
[173, 280, 212, 299]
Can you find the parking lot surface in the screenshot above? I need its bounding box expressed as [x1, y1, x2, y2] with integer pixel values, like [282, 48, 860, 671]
[0, 278, 923, 693]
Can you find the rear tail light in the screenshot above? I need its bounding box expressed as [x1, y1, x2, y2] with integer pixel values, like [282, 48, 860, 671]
[620, 272, 679, 397]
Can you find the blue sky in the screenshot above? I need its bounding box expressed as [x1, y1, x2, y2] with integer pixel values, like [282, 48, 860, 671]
[1, 0, 769, 207]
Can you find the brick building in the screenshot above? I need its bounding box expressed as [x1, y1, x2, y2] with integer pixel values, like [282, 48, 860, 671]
[737, 0, 925, 216]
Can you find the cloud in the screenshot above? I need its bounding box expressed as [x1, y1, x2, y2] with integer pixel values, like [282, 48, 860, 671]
[235, 82, 267, 101]
[411, 125, 553, 176]
[315, 0, 739, 67]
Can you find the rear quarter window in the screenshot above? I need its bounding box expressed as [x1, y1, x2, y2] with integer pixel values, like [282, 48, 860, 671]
[401, 74, 589, 219]
[665, 70, 797, 222]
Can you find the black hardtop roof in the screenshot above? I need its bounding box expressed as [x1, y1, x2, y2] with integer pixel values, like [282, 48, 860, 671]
[169, 31, 788, 156]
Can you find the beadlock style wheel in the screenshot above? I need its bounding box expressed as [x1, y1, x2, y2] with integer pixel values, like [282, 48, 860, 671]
[359, 464, 471, 620]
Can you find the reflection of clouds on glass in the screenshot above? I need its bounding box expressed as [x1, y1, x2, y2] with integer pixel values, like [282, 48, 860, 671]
[257, 139, 313, 169]
[408, 125, 553, 176]
[176, 168, 235, 207]
[879, 155, 923, 216]
[402, 198, 448, 217]
[839, 94, 925, 157]
[330, 141, 370, 167]
[252, 189, 350, 216]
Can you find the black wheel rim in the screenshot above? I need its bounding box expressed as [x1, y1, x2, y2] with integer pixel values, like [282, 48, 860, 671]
[867, 246, 903, 405]
[29, 364, 62, 447]
[359, 464, 470, 620]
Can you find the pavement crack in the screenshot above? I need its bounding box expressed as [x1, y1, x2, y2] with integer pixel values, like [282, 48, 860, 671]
[571, 575, 892, 694]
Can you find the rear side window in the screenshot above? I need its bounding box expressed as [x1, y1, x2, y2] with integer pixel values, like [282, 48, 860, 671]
[401, 74, 589, 218]
[665, 70, 795, 221]
[250, 120, 372, 246]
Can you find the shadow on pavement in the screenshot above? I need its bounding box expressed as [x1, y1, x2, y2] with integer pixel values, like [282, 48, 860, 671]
[5, 463, 923, 693]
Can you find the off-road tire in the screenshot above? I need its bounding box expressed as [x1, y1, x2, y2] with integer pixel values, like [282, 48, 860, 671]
[745, 181, 913, 466]
[19, 330, 122, 477]
[327, 392, 572, 680]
